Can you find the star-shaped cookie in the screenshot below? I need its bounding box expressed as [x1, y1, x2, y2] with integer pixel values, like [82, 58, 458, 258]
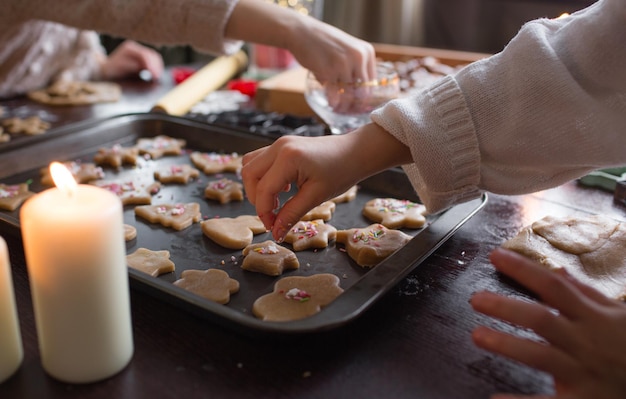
[92, 178, 161, 205]
[154, 164, 200, 184]
[173, 268, 240, 304]
[362, 198, 427, 229]
[301, 201, 336, 222]
[135, 203, 202, 231]
[252, 274, 344, 321]
[40, 161, 105, 186]
[204, 178, 244, 204]
[126, 248, 175, 277]
[336, 223, 412, 268]
[136, 135, 186, 159]
[241, 240, 299, 276]
[190, 151, 242, 175]
[0, 183, 35, 211]
[282, 219, 337, 251]
[201, 215, 266, 249]
[94, 144, 139, 168]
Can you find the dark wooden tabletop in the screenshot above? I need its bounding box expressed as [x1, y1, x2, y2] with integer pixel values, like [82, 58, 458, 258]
[1, 72, 624, 399]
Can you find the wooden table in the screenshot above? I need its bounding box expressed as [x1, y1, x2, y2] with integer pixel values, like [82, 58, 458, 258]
[1, 74, 624, 399]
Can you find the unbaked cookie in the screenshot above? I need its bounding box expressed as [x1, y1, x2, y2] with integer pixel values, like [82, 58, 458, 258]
[301, 201, 336, 222]
[190, 151, 242, 175]
[204, 178, 244, 204]
[94, 144, 139, 168]
[124, 224, 137, 241]
[201, 215, 266, 249]
[136, 135, 186, 159]
[27, 81, 121, 105]
[40, 161, 104, 186]
[92, 178, 161, 205]
[126, 248, 175, 277]
[135, 203, 202, 231]
[330, 186, 358, 203]
[252, 274, 344, 321]
[336, 223, 412, 268]
[241, 240, 299, 276]
[282, 219, 337, 251]
[362, 198, 427, 229]
[2, 116, 50, 135]
[0, 183, 34, 211]
[173, 268, 240, 304]
[154, 164, 200, 184]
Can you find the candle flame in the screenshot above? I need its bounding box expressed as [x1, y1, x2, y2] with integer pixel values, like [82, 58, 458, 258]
[50, 162, 77, 197]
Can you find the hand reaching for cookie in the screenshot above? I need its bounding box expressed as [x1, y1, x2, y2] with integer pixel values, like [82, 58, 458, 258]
[470, 248, 626, 399]
[99, 40, 164, 81]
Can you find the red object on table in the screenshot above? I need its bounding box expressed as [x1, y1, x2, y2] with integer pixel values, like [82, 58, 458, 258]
[172, 67, 196, 84]
[227, 79, 258, 97]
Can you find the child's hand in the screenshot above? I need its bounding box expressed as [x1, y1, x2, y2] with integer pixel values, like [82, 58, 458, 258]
[100, 40, 163, 81]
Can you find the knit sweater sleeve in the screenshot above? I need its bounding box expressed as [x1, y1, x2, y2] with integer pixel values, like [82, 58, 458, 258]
[371, 0, 626, 213]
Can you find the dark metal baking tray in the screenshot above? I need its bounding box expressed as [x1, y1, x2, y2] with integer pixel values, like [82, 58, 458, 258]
[0, 113, 487, 335]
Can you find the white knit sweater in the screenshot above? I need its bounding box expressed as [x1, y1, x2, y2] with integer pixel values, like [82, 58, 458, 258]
[1, 0, 242, 98]
[371, 0, 626, 213]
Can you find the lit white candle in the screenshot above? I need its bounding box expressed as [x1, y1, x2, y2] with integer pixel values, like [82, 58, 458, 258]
[20, 162, 133, 383]
[0, 236, 23, 383]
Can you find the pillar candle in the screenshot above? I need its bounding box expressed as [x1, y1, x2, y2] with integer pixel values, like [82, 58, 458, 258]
[20, 163, 133, 383]
[0, 236, 23, 383]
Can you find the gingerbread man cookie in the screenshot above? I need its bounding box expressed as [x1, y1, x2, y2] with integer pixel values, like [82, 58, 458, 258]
[136, 135, 186, 159]
[92, 178, 161, 205]
[94, 144, 139, 168]
[362, 198, 427, 229]
[173, 268, 240, 304]
[0, 183, 35, 211]
[241, 240, 299, 276]
[190, 151, 242, 175]
[2, 116, 50, 135]
[336, 223, 412, 268]
[126, 248, 175, 277]
[135, 203, 202, 231]
[154, 164, 200, 184]
[330, 186, 358, 203]
[282, 219, 337, 251]
[40, 161, 105, 186]
[204, 178, 244, 204]
[252, 274, 344, 321]
[201, 215, 266, 249]
[27, 81, 121, 105]
[301, 201, 336, 222]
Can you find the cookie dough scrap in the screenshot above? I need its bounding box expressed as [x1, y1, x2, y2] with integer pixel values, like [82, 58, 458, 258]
[283, 219, 337, 251]
[204, 178, 244, 204]
[136, 135, 186, 159]
[2, 116, 50, 135]
[40, 161, 104, 186]
[0, 183, 35, 211]
[502, 214, 626, 300]
[201, 215, 266, 249]
[92, 178, 161, 205]
[241, 240, 299, 276]
[252, 274, 344, 322]
[330, 186, 358, 203]
[126, 248, 175, 277]
[27, 81, 121, 106]
[301, 201, 336, 222]
[94, 144, 140, 168]
[363, 198, 427, 229]
[190, 151, 242, 175]
[173, 268, 240, 304]
[135, 203, 202, 231]
[337, 223, 412, 268]
[154, 164, 200, 184]
[124, 224, 137, 241]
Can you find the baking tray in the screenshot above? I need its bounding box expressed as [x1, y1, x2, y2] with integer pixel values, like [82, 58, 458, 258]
[0, 113, 487, 335]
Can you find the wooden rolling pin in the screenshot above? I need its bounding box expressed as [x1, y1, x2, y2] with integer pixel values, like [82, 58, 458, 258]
[151, 50, 248, 115]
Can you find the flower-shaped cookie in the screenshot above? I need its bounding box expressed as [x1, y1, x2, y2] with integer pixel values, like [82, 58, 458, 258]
[154, 164, 200, 184]
[336, 223, 412, 268]
[283, 219, 337, 251]
[362, 198, 427, 229]
[252, 274, 344, 321]
[40, 161, 105, 186]
[173, 268, 240, 304]
[301, 201, 336, 222]
[135, 202, 202, 231]
[136, 135, 186, 159]
[201, 215, 266, 249]
[241, 240, 299, 276]
[0, 183, 34, 211]
[126, 248, 175, 277]
[190, 151, 242, 175]
[204, 178, 244, 204]
[92, 178, 161, 205]
[94, 144, 139, 168]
